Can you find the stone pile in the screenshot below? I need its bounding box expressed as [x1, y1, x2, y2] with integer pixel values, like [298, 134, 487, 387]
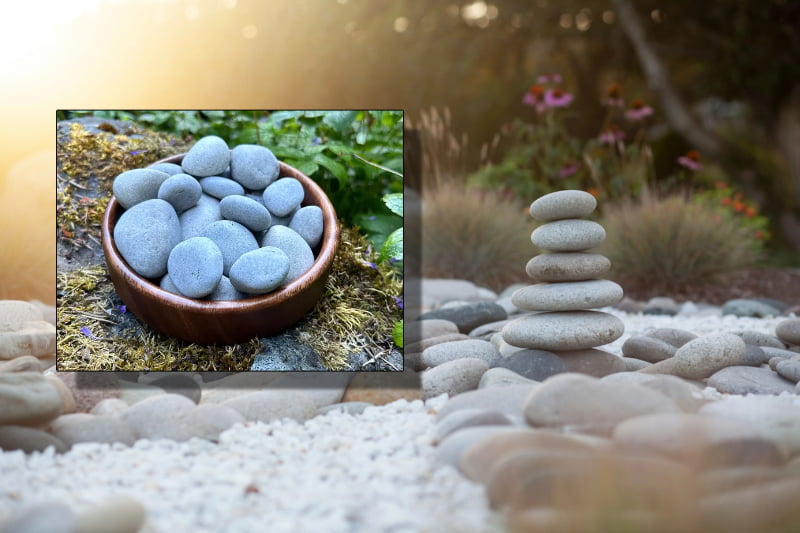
[501, 190, 625, 368]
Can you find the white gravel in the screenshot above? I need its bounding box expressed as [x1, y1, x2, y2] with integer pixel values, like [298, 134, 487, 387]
[1, 308, 796, 533]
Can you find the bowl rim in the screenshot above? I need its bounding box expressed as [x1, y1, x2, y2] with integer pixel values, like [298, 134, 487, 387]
[101, 153, 339, 316]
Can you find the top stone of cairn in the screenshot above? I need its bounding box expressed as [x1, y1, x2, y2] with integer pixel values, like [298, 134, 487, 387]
[530, 190, 597, 222]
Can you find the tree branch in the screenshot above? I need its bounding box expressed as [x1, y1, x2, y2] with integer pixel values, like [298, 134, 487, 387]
[613, 0, 726, 158]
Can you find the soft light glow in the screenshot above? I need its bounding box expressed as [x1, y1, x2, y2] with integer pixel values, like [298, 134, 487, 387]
[559, 13, 572, 29]
[576, 10, 591, 31]
[511, 13, 522, 28]
[651, 9, 663, 22]
[222, 0, 237, 8]
[602, 10, 615, 24]
[486, 4, 498, 20]
[242, 24, 257, 39]
[393, 16, 408, 33]
[185, 4, 200, 20]
[446, 4, 460, 17]
[461, 1, 487, 21]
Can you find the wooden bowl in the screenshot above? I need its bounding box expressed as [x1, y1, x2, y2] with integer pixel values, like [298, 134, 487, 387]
[101, 153, 339, 345]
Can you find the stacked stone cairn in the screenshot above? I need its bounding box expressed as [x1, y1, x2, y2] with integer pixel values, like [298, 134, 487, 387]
[502, 190, 625, 368]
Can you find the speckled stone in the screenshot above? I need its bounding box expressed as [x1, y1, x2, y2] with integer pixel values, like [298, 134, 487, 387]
[525, 253, 610, 282]
[112, 168, 171, 209]
[511, 280, 623, 311]
[640, 333, 746, 380]
[201, 220, 259, 276]
[556, 348, 626, 377]
[157, 173, 202, 213]
[421, 358, 490, 399]
[621, 336, 678, 363]
[159, 273, 183, 295]
[289, 205, 324, 248]
[531, 220, 606, 252]
[167, 237, 224, 298]
[529, 190, 597, 221]
[148, 162, 184, 175]
[181, 135, 230, 177]
[198, 176, 245, 199]
[220, 195, 272, 232]
[230, 144, 280, 189]
[205, 275, 247, 301]
[707, 366, 797, 395]
[0, 372, 62, 426]
[491, 350, 566, 381]
[417, 302, 508, 334]
[179, 193, 222, 240]
[229, 247, 290, 294]
[502, 311, 624, 351]
[421, 339, 500, 368]
[261, 225, 315, 284]
[113, 199, 181, 279]
[0, 425, 67, 453]
[776, 318, 800, 346]
[263, 177, 305, 217]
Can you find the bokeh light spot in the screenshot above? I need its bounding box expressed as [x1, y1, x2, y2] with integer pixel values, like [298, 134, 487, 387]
[185, 5, 200, 20]
[393, 16, 408, 33]
[242, 24, 257, 39]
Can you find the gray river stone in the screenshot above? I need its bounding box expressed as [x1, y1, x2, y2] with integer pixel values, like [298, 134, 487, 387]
[205, 275, 247, 301]
[179, 194, 222, 240]
[167, 237, 224, 298]
[229, 247, 290, 295]
[511, 280, 623, 311]
[230, 144, 280, 189]
[220, 195, 272, 232]
[112, 168, 171, 209]
[181, 135, 230, 177]
[198, 176, 245, 199]
[263, 177, 305, 217]
[157, 173, 202, 213]
[261, 225, 315, 284]
[148, 162, 183, 176]
[201, 220, 259, 276]
[531, 220, 606, 252]
[502, 311, 624, 351]
[113, 199, 181, 279]
[529, 190, 597, 221]
[289, 205, 324, 249]
[525, 253, 610, 282]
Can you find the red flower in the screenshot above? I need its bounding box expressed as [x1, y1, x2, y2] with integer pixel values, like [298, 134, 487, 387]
[733, 201, 745, 213]
[745, 206, 757, 218]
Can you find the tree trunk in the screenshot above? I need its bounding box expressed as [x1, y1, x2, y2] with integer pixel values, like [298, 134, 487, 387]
[775, 85, 800, 252]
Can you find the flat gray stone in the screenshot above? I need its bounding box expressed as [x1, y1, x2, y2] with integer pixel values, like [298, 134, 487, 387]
[478, 367, 538, 388]
[221, 390, 317, 423]
[288, 205, 324, 249]
[622, 357, 651, 371]
[491, 349, 566, 381]
[147, 374, 202, 404]
[230, 144, 279, 189]
[734, 330, 787, 349]
[418, 302, 508, 334]
[181, 135, 230, 177]
[531, 220, 606, 252]
[229, 246, 290, 294]
[263, 177, 304, 217]
[641, 333, 746, 380]
[529, 190, 597, 221]
[646, 328, 698, 347]
[622, 336, 678, 363]
[708, 366, 797, 395]
[113, 199, 181, 279]
[198, 176, 245, 199]
[434, 408, 514, 442]
[49, 413, 136, 447]
[525, 253, 610, 282]
[0, 372, 63, 426]
[167, 237, 224, 298]
[421, 339, 500, 368]
[421, 358, 489, 399]
[722, 298, 782, 318]
[502, 311, 624, 351]
[0, 425, 67, 453]
[511, 280, 623, 311]
[251, 334, 326, 371]
[775, 359, 800, 383]
[405, 319, 460, 345]
[776, 318, 800, 346]
[436, 383, 539, 421]
[643, 297, 679, 316]
[179, 193, 222, 240]
[148, 162, 183, 175]
[159, 273, 182, 295]
[157, 173, 202, 213]
[201, 220, 259, 276]
[261, 225, 315, 284]
[204, 275, 247, 301]
[112, 168, 171, 209]
[556, 348, 626, 377]
[220, 195, 272, 232]
[468, 320, 511, 340]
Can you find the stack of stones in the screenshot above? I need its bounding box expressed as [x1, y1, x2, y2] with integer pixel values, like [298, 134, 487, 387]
[502, 190, 625, 370]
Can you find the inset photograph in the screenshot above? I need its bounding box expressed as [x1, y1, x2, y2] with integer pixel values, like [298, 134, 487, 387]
[56, 110, 403, 371]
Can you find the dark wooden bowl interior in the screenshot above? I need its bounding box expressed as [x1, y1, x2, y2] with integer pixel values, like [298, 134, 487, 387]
[101, 154, 339, 345]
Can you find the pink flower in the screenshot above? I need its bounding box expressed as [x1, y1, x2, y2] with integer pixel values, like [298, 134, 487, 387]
[603, 83, 624, 107]
[523, 85, 548, 114]
[598, 124, 625, 144]
[677, 150, 702, 171]
[536, 72, 562, 84]
[559, 161, 580, 178]
[625, 99, 654, 121]
[544, 88, 573, 108]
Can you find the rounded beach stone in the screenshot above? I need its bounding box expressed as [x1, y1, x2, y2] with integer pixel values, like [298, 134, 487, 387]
[556, 348, 626, 377]
[502, 311, 624, 351]
[646, 327, 698, 347]
[776, 318, 800, 346]
[524, 373, 680, 430]
[205, 275, 247, 301]
[722, 298, 782, 318]
[734, 330, 787, 349]
[699, 478, 800, 532]
[434, 425, 522, 468]
[0, 372, 62, 426]
[49, 413, 136, 447]
[179, 193, 222, 240]
[90, 398, 129, 417]
[220, 195, 272, 232]
[436, 383, 538, 421]
[434, 408, 514, 442]
[420, 339, 500, 368]
[157, 173, 202, 213]
[0, 300, 43, 326]
[621, 335, 678, 363]
[159, 273, 183, 295]
[0, 321, 56, 359]
[181, 135, 230, 177]
[529, 190, 597, 221]
[263, 177, 305, 217]
[417, 302, 508, 334]
[221, 390, 317, 423]
[113, 199, 181, 279]
[0, 355, 43, 373]
[229, 247, 290, 294]
[478, 367, 538, 388]
[525, 253, 610, 282]
[201, 220, 259, 276]
[405, 319, 460, 345]
[74, 496, 146, 533]
[230, 143, 280, 189]
[341, 369, 422, 405]
[775, 359, 800, 383]
[491, 349, 566, 381]
[511, 279, 623, 311]
[167, 237, 224, 298]
[198, 176, 245, 199]
[45, 375, 76, 414]
[531, 220, 606, 252]
[261, 225, 315, 284]
[289, 205, 324, 249]
[0, 425, 68, 453]
[185, 403, 246, 442]
[656, 333, 746, 380]
[111, 168, 170, 209]
[707, 366, 797, 395]
[148, 374, 202, 404]
[120, 393, 199, 441]
[421, 358, 489, 399]
[148, 162, 183, 175]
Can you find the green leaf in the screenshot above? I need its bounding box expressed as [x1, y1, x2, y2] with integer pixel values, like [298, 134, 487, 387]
[392, 320, 403, 348]
[379, 227, 403, 262]
[382, 193, 403, 217]
[269, 110, 305, 126]
[313, 153, 348, 186]
[322, 111, 359, 133]
[284, 159, 319, 176]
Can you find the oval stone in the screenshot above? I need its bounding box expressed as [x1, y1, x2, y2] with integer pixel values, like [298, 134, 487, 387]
[531, 220, 606, 251]
[220, 195, 272, 232]
[261, 225, 315, 284]
[167, 237, 224, 298]
[526, 253, 610, 282]
[198, 176, 245, 199]
[112, 168, 171, 209]
[179, 193, 222, 240]
[148, 162, 183, 176]
[157, 173, 202, 213]
[776, 318, 800, 346]
[511, 280, 623, 311]
[201, 220, 259, 276]
[113, 199, 181, 279]
[230, 144, 280, 189]
[181, 135, 230, 177]
[206, 275, 247, 301]
[263, 177, 305, 217]
[670, 333, 746, 380]
[229, 247, 290, 294]
[502, 311, 624, 350]
[529, 190, 597, 221]
[289, 205, 324, 248]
